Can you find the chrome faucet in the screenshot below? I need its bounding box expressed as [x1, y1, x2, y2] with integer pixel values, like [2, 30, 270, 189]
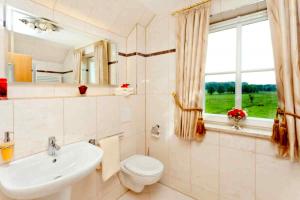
[48, 136, 60, 156]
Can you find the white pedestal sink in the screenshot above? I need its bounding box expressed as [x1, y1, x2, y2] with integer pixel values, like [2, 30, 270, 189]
[0, 142, 103, 200]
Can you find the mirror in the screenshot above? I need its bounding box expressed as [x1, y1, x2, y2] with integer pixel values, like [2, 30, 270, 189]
[5, 7, 119, 86]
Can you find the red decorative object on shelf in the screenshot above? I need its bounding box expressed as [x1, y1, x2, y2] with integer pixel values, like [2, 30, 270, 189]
[121, 83, 130, 88]
[78, 85, 88, 95]
[227, 108, 247, 130]
[0, 78, 7, 100]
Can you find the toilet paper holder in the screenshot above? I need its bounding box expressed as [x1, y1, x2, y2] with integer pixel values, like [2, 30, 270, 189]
[151, 124, 160, 138]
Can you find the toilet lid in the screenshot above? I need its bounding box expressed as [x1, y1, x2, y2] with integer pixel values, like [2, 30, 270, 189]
[124, 155, 164, 177]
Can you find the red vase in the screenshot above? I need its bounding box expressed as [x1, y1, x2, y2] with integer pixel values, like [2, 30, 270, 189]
[78, 85, 88, 95]
[0, 78, 7, 100]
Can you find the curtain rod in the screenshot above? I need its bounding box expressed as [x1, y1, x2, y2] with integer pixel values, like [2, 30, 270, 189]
[171, 0, 210, 16]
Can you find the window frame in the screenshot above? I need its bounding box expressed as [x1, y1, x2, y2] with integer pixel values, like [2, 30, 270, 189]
[204, 10, 275, 129]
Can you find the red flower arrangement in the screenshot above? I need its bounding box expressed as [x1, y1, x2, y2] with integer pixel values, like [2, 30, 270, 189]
[227, 108, 247, 129]
[121, 83, 130, 88]
[227, 108, 247, 119]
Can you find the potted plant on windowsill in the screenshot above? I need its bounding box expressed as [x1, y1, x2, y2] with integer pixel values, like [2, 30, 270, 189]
[227, 108, 247, 130]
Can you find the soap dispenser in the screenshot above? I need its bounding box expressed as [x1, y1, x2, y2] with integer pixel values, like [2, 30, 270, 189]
[0, 131, 14, 163]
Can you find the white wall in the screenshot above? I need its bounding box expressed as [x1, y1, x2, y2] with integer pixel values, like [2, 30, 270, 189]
[145, 1, 300, 200]
[126, 23, 147, 154]
[0, 27, 8, 77]
[126, 24, 146, 94]
[13, 33, 71, 65]
[0, 0, 7, 77]
[63, 49, 76, 83]
[0, 2, 146, 200]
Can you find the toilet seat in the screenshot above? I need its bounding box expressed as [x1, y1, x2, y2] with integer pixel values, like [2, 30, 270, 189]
[122, 155, 164, 177]
[119, 154, 164, 192]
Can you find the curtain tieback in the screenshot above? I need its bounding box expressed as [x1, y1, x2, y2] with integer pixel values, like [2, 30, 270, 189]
[272, 108, 289, 157]
[277, 108, 300, 119]
[172, 92, 203, 112]
[172, 92, 205, 139]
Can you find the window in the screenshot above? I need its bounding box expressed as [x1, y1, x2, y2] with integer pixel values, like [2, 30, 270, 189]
[205, 11, 277, 119]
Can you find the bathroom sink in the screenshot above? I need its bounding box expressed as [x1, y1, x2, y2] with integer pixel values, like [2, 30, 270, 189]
[0, 142, 103, 200]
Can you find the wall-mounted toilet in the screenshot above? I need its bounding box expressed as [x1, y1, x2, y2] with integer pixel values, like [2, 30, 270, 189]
[119, 154, 164, 193]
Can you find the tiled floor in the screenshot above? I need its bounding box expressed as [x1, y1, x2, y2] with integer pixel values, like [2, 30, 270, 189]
[118, 183, 195, 200]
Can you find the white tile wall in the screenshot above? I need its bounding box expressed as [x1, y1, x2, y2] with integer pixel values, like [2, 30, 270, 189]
[256, 155, 300, 200]
[137, 56, 146, 95]
[255, 138, 277, 157]
[13, 98, 64, 159]
[0, 27, 8, 77]
[127, 26, 137, 53]
[64, 97, 97, 144]
[191, 137, 219, 200]
[146, 94, 169, 135]
[118, 56, 128, 85]
[120, 131, 137, 160]
[127, 56, 137, 92]
[8, 85, 55, 99]
[146, 55, 170, 95]
[137, 24, 146, 53]
[169, 136, 191, 194]
[97, 96, 122, 138]
[220, 133, 256, 152]
[0, 101, 13, 136]
[220, 147, 255, 200]
[146, 15, 170, 53]
[134, 95, 146, 132]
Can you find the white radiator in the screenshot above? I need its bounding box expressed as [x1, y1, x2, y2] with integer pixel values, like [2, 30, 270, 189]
[36, 74, 62, 83]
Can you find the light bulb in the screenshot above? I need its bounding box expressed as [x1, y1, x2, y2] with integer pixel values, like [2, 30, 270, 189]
[28, 22, 35, 29]
[39, 22, 47, 30]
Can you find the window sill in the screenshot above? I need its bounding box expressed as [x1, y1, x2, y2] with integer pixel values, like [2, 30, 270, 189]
[205, 122, 271, 139]
[204, 114, 272, 139]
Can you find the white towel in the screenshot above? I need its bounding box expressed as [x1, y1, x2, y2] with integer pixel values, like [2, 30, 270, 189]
[114, 87, 134, 96]
[98, 136, 120, 181]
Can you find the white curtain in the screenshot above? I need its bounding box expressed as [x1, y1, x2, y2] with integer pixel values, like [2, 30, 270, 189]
[267, 0, 300, 160]
[174, 1, 211, 140]
[94, 41, 109, 85]
[73, 50, 82, 84]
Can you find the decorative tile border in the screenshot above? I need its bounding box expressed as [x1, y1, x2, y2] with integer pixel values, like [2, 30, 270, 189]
[118, 52, 127, 57]
[147, 49, 176, 57]
[118, 48, 176, 58]
[34, 61, 118, 75]
[32, 49, 175, 76]
[35, 70, 73, 74]
[108, 61, 118, 65]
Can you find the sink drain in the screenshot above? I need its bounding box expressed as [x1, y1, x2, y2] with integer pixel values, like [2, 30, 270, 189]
[54, 175, 62, 180]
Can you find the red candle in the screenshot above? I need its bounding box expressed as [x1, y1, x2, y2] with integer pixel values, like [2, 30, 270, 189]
[78, 85, 88, 95]
[0, 78, 7, 100]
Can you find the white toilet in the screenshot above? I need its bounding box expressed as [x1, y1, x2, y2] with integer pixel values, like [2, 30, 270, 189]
[119, 154, 164, 193]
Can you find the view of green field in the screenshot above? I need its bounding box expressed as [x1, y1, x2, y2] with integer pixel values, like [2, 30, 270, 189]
[205, 92, 278, 119]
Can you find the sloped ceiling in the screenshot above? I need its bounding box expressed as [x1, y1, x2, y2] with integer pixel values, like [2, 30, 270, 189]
[14, 32, 71, 64]
[19, 0, 266, 37]
[31, 0, 155, 37]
